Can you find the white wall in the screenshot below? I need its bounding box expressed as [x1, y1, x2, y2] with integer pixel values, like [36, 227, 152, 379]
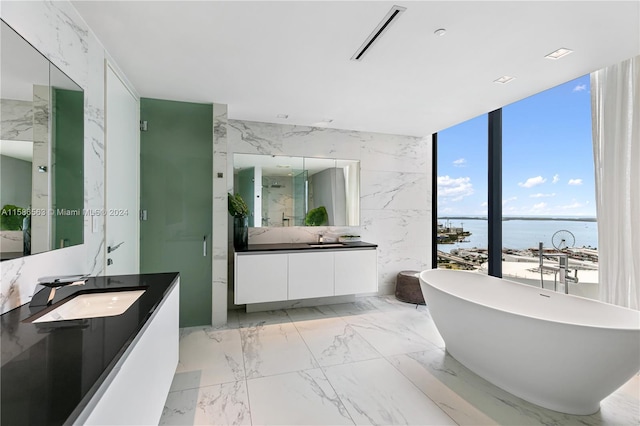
[104, 64, 139, 275]
[224, 119, 432, 297]
[0, 1, 124, 313]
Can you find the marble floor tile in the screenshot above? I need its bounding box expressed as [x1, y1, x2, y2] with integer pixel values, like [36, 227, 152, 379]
[323, 358, 456, 425]
[241, 322, 318, 379]
[237, 308, 291, 327]
[163, 302, 640, 426]
[389, 350, 498, 426]
[294, 317, 381, 367]
[327, 298, 383, 317]
[390, 348, 640, 426]
[365, 295, 422, 312]
[247, 368, 355, 425]
[342, 310, 443, 356]
[285, 305, 342, 322]
[173, 326, 244, 389]
[160, 381, 251, 425]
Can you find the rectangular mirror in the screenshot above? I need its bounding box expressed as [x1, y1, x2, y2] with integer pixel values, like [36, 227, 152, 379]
[0, 20, 84, 260]
[233, 154, 360, 227]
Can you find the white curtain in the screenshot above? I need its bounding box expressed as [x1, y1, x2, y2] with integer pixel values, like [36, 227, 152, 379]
[343, 164, 360, 226]
[591, 55, 640, 309]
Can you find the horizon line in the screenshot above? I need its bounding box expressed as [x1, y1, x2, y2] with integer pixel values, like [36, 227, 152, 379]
[438, 215, 597, 222]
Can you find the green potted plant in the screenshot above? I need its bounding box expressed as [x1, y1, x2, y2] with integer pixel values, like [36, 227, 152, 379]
[305, 206, 328, 226]
[228, 193, 249, 249]
[0, 205, 27, 231]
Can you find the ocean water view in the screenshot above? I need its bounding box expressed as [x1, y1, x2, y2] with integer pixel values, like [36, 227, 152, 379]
[437, 218, 598, 253]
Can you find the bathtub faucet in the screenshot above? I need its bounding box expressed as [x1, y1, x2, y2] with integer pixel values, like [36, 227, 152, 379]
[546, 253, 578, 294]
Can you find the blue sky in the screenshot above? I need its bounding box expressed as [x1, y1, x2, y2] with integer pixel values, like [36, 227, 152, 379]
[437, 75, 596, 218]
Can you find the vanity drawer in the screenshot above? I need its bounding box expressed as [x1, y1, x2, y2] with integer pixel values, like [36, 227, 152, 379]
[235, 253, 288, 304]
[288, 251, 334, 299]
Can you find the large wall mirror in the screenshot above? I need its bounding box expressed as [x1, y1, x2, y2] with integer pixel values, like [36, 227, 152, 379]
[233, 154, 360, 227]
[0, 20, 84, 260]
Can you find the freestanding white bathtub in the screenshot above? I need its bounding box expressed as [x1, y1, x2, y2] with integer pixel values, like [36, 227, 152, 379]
[419, 269, 640, 415]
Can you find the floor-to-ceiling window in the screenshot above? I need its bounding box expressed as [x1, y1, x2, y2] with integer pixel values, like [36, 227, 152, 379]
[434, 75, 598, 298]
[502, 75, 597, 297]
[436, 115, 488, 271]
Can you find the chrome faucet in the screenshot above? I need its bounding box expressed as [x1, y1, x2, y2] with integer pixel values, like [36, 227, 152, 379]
[317, 233, 324, 244]
[539, 248, 578, 294]
[33, 275, 88, 306]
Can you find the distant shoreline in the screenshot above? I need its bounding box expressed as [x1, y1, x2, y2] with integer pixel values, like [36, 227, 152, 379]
[439, 216, 597, 222]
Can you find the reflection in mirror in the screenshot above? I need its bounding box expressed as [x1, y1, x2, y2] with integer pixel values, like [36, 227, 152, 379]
[233, 154, 305, 227]
[0, 20, 84, 260]
[233, 154, 360, 227]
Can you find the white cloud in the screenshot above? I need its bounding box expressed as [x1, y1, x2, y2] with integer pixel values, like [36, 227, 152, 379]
[573, 84, 587, 92]
[552, 174, 560, 184]
[502, 196, 517, 205]
[530, 193, 556, 198]
[437, 175, 474, 201]
[568, 178, 583, 186]
[518, 176, 546, 188]
[561, 201, 584, 209]
[453, 158, 467, 167]
[480, 201, 488, 207]
[532, 202, 547, 211]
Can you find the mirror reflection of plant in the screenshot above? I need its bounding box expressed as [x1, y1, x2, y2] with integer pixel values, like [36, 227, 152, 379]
[305, 206, 328, 226]
[228, 193, 249, 218]
[0, 204, 27, 231]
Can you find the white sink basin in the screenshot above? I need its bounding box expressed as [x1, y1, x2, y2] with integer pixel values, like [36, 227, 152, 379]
[33, 290, 146, 323]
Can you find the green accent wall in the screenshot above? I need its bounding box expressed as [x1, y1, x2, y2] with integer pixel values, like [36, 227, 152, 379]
[52, 88, 84, 248]
[140, 98, 213, 327]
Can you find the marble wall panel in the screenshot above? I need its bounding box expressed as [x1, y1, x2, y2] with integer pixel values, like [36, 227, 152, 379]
[360, 171, 429, 211]
[224, 119, 432, 300]
[0, 99, 33, 141]
[212, 103, 229, 325]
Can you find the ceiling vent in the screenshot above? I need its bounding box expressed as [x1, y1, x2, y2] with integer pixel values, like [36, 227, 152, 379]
[351, 5, 407, 61]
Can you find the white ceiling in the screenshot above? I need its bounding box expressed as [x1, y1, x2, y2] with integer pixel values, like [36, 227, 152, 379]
[72, 1, 639, 137]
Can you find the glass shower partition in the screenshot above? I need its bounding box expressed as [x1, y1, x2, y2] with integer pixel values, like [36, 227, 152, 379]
[292, 169, 307, 226]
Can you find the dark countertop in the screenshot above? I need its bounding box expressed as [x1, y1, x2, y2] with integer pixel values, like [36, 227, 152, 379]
[1, 272, 179, 426]
[236, 241, 378, 253]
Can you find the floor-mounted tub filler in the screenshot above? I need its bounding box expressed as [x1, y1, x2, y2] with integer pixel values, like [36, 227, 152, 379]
[419, 269, 640, 415]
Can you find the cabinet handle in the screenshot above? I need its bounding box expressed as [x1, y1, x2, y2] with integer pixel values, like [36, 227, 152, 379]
[203, 235, 207, 257]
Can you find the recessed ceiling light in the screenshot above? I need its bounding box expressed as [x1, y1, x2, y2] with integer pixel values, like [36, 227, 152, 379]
[276, 114, 288, 119]
[494, 75, 515, 84]
[545, 48, 573, 60]
[434, 28, 447, 36]
[276, 164, 291, 168]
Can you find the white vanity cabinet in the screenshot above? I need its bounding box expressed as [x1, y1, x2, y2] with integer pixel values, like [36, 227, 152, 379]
[334, 249, 378, 296]
[235, 246, 377, 305]
[289, 251, 335, 299]
[235, 253, 288, 304]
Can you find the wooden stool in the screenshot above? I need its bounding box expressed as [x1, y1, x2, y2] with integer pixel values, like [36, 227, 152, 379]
[395, 270, 425, 305]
